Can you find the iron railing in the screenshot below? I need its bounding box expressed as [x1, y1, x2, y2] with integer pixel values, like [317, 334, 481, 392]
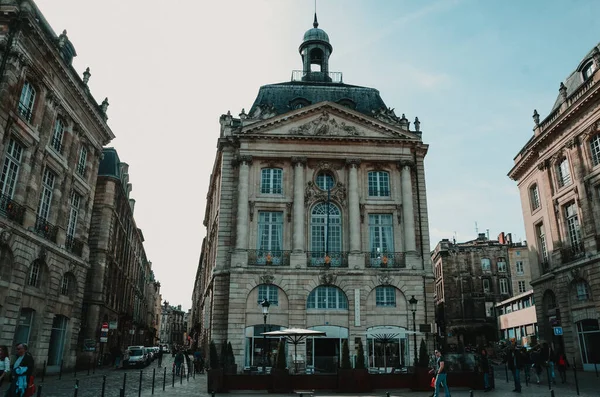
[0, 193, 26, 224]
[365, 252, 406, 269]
[66, 235, 84, 257]
[307, 251, 348, 267]
[34, 216, 58, 243]
[248, 250, 291, 266]
[291, 70, 343, 83]
[561, 241, 585, 263]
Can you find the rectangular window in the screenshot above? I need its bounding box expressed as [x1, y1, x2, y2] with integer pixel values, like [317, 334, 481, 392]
[497, 258, 507, 273]
[576, 282, 590, 301]
[515, 261, 524, 275]
[591, 135, 600, 166]
[67, 191, 80, 238]
[77, 146, 87, 177]
[518, 281, 526, 293]
[375, 286, 396, 307]
[565, 203, 582, 248]
[15, 309, 34, 346]
[530, 184, 540, 210]
[260, 168, 282, 194]
[557, 159, 572, 187]
[51, 119, 64, 153]
[369, 214, 394, 265]
[368, 171, 390, 197]
[18, 81, 36, 122]
[485, 302, 494, 317]
[0, 138, 23, 198]
[257, 284, 278, 305]
[500, 278, 509, 295]
[537, 223, 548, 260]
[37, 168, 55, 221]
[61, 276, 69, 296]
[257, 211, 283, 251]
[481, 258, 491, 272]
[482, 279, 490, 293]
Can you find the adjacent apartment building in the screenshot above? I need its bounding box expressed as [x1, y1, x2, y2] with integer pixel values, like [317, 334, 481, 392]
[159, 302, 185, 347]
[194, 15, 434, 373]
[0, 0, 113, 370]
[509, 42, 600, 371]
[496, 290, 538, 347]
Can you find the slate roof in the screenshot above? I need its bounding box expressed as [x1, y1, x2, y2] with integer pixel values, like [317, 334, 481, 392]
[248, 81, 388, 117]
[550, 42, 600, 112]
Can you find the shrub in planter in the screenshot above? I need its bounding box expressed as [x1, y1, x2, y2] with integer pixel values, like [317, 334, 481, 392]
[352, 338, 371, 391]
[272, 340, 290, 393]
[418, 339, 429, 368]
[209, 340, 219, 370]
[412, 339, 432, 392]
[338, 340, 355, 392]
[225, 341, 237, 374]
[355, 338, 366, 369]
[207, 341, 224, 393]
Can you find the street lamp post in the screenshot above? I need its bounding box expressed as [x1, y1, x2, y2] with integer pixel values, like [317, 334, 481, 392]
[260, 299, 271, 374]
[409, 295, 418, 367]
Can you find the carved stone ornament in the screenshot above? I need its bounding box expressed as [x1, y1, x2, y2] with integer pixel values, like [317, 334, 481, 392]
[262, 160, 284, 169]
[249, 201, 255, 222]
[259, 274, 274, 285]
[286, 202, 293, 222]
[289, 111, 362, 136]
[395, 204, 402, 224]
[304, 181, 347, 207]
[371, 107, 403, 128]
[345, 158, 361, 168]
[537, 159, 548, 171]
[233, 155, 253, 167]
[291, 156, 307, 166]
[0, 228, 10, 244]
[565, 137, 578, 149]
[359, 203, 365, 223]
[378, 273, 393, 285]
[397, 159, 415, 169]
[320, 272, 336, 285]
[38, 247, 47, 261]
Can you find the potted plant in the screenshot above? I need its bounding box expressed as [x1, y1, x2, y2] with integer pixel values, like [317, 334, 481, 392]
[338, 339, 354, 392]
[353, 338, 371, 392]
[271, 339, 290, 393]
[225, 341, 237, 374]
[207, 340, 224, 393]
[412, 339, 432, 391]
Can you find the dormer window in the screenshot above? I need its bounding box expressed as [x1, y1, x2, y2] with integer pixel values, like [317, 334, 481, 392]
[582, 61, 596, 80]
[337, 98, 356, 110]
[289, 98, 311, 110]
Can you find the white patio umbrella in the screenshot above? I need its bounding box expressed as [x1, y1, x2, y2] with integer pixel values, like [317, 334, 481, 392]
[261, 328, 327, 373]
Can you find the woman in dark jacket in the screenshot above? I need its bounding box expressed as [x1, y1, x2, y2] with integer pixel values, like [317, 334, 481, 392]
[480, 349, 491, 391]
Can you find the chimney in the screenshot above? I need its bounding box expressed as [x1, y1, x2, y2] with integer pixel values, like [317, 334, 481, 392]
[506, 233, 513, 245]
[498, 232, 506, 244]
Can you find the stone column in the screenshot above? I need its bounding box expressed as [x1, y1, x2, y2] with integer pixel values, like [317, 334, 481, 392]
[400, 161, 416, 252]
[292, 157, 306, 252]
[235, 155, 252, 250]
[347, 159, 361, 253]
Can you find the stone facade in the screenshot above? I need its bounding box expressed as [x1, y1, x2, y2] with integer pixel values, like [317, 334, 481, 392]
[159, 303, 185, 347]
[0, 1, 114, 371]
[432, 234, 514, 349]
[509, 43, 600, 371]
[81, 148, 161, 365]
[193, 16, 434, 373]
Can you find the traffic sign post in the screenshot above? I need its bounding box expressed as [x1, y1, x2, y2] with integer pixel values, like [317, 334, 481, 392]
[100, 322, 109, 343]
[554, 327, 563, 336]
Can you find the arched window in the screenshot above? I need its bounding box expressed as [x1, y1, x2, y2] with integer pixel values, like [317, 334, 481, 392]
[289, 98, 311, 110]
[17, 81, 36, 122]
[582, 61, 596, 80]
[315, 171, 335, 190]
[589, 135, 600, 167]
[310, 202, 342, 265]
[51, 118, 65, 154]
[261, 168, 282, 194]
[307, 286, 348, 309]
[337, 98, 356, 110]
[368, 171, 390, 197]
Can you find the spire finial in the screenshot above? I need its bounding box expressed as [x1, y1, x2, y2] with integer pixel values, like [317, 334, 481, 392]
[313, 12, 319, 28]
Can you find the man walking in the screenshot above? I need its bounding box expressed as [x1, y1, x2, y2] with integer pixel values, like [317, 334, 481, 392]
[432, 349, 451, 397]
[157, 348, 163, 367]
[6, 343, 34, 397]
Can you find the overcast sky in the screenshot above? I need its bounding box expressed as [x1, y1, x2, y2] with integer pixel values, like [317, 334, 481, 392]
[34, 0, 600, 310]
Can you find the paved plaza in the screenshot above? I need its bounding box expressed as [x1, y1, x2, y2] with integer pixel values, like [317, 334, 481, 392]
[0, 359, 597, 397]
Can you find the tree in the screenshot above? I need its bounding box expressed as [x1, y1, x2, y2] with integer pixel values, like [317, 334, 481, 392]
[355, 338, 366, 369]
[275, 340, 287, 369]
[418, 339, 429, 368]
[220, 341, 228, 368]
[340, 339, 351, 369]
[209, 340, 219, 370]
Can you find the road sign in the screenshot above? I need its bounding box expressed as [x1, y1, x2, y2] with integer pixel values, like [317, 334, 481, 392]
[100, 337, 108, 343]
[553, 327, 563, 336]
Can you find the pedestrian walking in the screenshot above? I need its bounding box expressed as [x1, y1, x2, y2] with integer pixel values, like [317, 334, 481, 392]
[505, 342, 522, 393]
[430, 349, 451, 397]
[157, 348, 163, 367]
[0, 345, 10, 388]
[480, 348, 491, 392]
[530, 345, 543, 384]
[5, 343, 34, 397]
[541, 342, 556, 385]
[556, 351, 569, 383]
[174, 350, 184, 376]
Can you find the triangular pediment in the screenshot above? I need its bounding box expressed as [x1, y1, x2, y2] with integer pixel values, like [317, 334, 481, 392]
[237, 102, 420, 140]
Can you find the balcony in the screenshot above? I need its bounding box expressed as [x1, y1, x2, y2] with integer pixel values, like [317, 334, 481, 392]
[34, 216, 58, 243]
[0, 193, 26, 224]
[66, 235, 84, 257]
[365, 252, 406, 269]
[307, 251, 348, 268]
[561, 241, 585, 263]
[248, 250, 290, 266]
[291, 70, 343, 83]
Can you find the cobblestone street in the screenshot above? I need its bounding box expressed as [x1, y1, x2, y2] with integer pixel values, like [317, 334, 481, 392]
[1, 361, 597, 397]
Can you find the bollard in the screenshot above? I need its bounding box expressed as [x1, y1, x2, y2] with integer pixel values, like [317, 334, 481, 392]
[74, 365, 77, 379]
[386, 392, 390, 397]
[138, 370, 143, 397]
[120, 388, 125, 397]
[42, 360, 46, 382]
[73, 379, 79, 397]
[595, 362, 598, 378]
[59, 360, 64, 380]
[212, 391, 216, 397]
[505, 364, 509, 383]
[180, 365, 183, 385]
[88, 359, 91, 375]
[172, 366, 175, 388]
[36, 385, 42, 397]
[123, 372, 127, 392]
[573, 357, 580, 396]
[163, 367, 166, 391]
[93, 357, 96, 374]
[101, 375, 106, 397]
[551, 390, 555, 397]
[187, 365, 190, 382]
[152, 368, 156, 395]
[470, 391, 474, 397]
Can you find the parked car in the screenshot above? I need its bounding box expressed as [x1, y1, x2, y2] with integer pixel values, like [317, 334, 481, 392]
[125, 346, 147, 368]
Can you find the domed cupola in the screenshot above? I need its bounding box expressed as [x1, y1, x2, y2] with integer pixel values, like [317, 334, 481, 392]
[299, 13, 333, 82]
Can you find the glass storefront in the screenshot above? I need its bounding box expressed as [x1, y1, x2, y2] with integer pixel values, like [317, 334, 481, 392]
[577, 319, 600, 371]
[244, 325, 283, 369]
[366, 326, 408, 372]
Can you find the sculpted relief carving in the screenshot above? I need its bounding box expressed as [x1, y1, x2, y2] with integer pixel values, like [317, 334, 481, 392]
[290, 111, 362, 136]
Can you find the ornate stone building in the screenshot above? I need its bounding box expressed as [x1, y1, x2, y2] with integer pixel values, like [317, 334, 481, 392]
[0, 1, 113, 371]
[159, 302, 185, 347]
[432, 234, 514, 349]
[81, 148, 160, 364]
[509, 42, 600, 371]
[194, 15, 434, 372]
